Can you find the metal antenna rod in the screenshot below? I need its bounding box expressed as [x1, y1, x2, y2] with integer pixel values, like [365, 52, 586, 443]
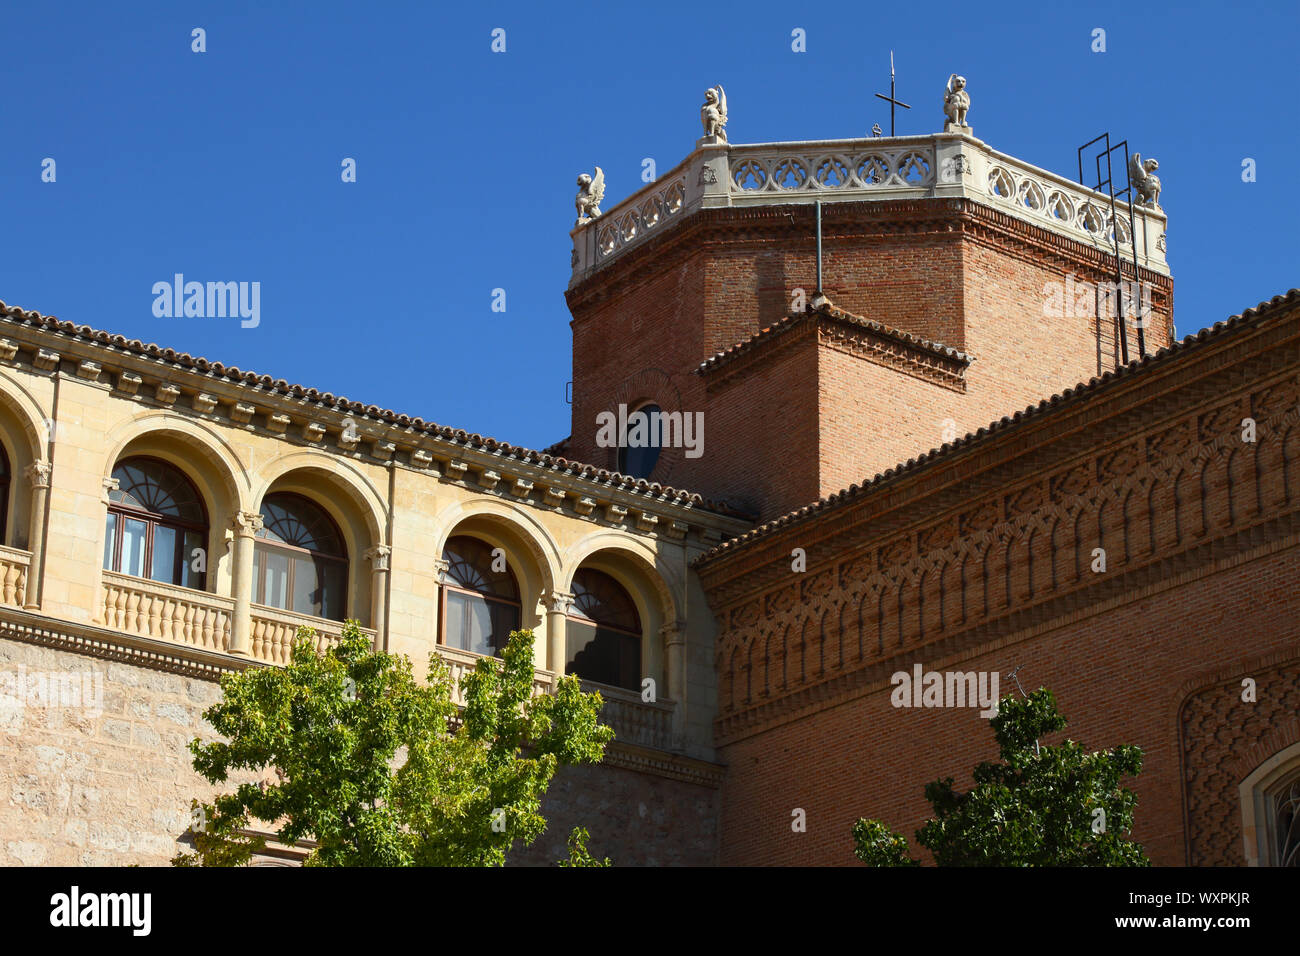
[815, 201, 823, 294]
[1005, 665, 1040, 755]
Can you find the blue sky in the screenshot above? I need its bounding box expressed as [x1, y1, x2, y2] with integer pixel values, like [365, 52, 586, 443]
[1, 0, 1294, 451]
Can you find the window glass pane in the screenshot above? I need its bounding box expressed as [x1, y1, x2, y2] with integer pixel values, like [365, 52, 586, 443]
[445, 591, 469, 650]
[121, 518, 148, 578]
[465, 596, 493, 656]
[489, 602, 521, 657]
[566, 621, 639, 691]
[566, 619, 601, 680]
[292, 554, 320, 616]
[103, 512, 118, 570]
[616, 631, 640, 691]
[151, 524, 177, 585]
[617, 404, 663, 479]
[182, 530, 205, 590]
[258, 547, 290, 609]
[320, 561, 346, 621]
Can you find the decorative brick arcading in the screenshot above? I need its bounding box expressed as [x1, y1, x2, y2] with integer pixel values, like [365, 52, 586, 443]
[1179, 660, 1300, 865]
[708, 357, 1300, 742]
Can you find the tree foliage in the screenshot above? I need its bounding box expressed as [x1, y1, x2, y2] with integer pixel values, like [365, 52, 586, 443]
[172, 623, 614, 866]
[557, 826, 611, 867]
[852, 688, 1148, 866]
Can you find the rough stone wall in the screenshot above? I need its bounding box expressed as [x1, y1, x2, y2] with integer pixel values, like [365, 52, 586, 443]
[0, 636, 721, 867]
[0, 638, 232, 866]
[509, 760, 720, 866]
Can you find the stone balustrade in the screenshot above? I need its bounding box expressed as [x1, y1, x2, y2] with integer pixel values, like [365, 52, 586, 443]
[92, 572, 679, 752]
[433, 644, 677, 751]
[0, 546, 29, 608]
[570, 131, 1168, 285]
[434, 643, 553, 706]
[583, 681, 677, 752]
[248, 604, 376, 665]
[100, 570, 233, 652]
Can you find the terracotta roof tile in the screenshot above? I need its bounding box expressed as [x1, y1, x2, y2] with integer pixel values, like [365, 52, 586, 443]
[694, 288, 1300, 563]
[0, 301, 754, 521]
[697, 294, 971, 376]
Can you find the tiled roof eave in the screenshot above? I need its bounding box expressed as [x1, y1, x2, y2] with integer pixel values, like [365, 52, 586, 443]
[693, 287, 1300, 565]
[0, 302, 755, 524]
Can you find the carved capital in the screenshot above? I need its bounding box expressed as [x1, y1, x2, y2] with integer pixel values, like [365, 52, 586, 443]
[231, 510, 264, 537]
[100, 475, 120, 505]
[364, 545, 391, 572]
[660, 620, 687, 646]
[433, 557, 450, 585]
[25, 460, 52, 489]
[543, 589, 575, 615]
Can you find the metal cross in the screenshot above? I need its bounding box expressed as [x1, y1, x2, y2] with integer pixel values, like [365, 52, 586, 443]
[873, 50, 911, 136]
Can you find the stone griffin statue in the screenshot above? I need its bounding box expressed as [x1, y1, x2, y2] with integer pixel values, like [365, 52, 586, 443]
[943, 74, 970, 128]
[1129, 153, 1161, 207]
[574, 167, 605, 226]
[701, 85, 728, 141]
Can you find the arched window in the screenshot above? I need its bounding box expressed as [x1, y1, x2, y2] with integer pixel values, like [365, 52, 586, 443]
[439, 536, 520, 657]
[617, 403, 663, 479]
[253, 493, 347, 621]
[1272, 775, 1300, 867]
[0, 443, 10, 546]
[104, 457, 207, 589]
[565, 568, 641, 691]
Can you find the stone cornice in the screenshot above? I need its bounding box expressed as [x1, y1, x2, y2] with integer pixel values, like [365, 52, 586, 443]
[602, 741, 726, 788]
[0, 605, 726, 787]
[0, 307, 754, 544]
[0, 605, 262, 680]
[566, 197, 1172, 319]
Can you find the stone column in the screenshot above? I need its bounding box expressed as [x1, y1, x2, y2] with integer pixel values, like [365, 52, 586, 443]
[22, 461, 51, 610]
[364, 545, 391, 651]
[228, 511, 263, 655]
[543, 589, 574, 683]
[661, 620, 687, 749]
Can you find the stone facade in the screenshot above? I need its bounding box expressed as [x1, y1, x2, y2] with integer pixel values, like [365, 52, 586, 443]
[0, 296, 749, 866]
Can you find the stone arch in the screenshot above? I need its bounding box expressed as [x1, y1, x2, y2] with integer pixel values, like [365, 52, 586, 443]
[251, 453, 388, 623]
[0, 373, 49, 550]
[432, 498, 562, 668]
[561, 532, 681, 695]
[434, 498, 561, 606]
[608, 367, 688, 484]
[1239, 740, 1300, 867]
[103, 413, 251, 595]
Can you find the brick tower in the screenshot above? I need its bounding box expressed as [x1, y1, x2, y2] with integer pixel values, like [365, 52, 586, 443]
[565, 125, 1173, 520]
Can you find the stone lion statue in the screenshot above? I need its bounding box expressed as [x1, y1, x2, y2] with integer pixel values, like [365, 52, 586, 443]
[701, 85, 728, 141]
[574, 167, 605, 226]
[943, 74, 970, 127]
[1129, 153, 1161, 207]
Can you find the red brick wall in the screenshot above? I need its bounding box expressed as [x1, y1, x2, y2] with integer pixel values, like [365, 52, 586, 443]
[816, 348, 964, 500]
[698, 295, 1300, 866]
[713, 545, 1300, 865]
[695, 333, 821, 517]
[567, 201, 1174, 521]
[568, 258, 708, 479]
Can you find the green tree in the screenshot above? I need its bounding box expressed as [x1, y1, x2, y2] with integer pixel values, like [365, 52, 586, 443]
[557, 826, 611, 867]
[173, 622, 614, 867]
[852, 688, 1148, 866]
